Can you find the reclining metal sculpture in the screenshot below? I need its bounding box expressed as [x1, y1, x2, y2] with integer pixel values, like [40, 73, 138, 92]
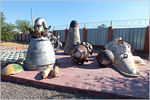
[107, 37, 145, 77]
[24, 18, 62, 78]
[97, 37, 145, 77]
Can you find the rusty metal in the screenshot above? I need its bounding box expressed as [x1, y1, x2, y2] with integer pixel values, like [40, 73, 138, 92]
[42, 65, 52, 79]
[82, 42, 93, 57]
[25, 18, 51, 38]
[64, 20, 81, 54]
[25, 18, 62, 51]
[96, 49, 114, 67]
[70, 42, 93, 65]
[52, 65, 59, 77]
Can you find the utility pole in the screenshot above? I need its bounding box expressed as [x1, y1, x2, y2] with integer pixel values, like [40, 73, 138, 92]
[28, 0, 33, 26]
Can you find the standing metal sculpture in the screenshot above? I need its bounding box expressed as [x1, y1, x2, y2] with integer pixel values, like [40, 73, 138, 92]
[24, 18, 62, 78]
[64, 20, 81, 54]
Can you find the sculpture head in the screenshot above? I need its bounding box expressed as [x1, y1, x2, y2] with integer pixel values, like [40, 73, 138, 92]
[70, 20, 79, 28]
[34, 18, 47, 31]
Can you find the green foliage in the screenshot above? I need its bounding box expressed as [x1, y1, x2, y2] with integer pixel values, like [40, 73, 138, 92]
[1, 12, 16, 41]
[1, 12, 5, 25]
[16, 19, 33, 34]
[97, 24, 107, 28]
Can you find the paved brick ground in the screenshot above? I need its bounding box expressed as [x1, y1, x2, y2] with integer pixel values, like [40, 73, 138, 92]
[1, 50, 149, 99]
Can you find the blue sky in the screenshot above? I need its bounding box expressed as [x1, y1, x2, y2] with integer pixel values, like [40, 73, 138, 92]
[1, 1, 149, 30]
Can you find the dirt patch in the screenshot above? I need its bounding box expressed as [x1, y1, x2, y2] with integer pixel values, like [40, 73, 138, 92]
[1, 41, 29, 49]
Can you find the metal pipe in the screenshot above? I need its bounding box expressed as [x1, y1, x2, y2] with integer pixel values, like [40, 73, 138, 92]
[34, 18, 47, 31]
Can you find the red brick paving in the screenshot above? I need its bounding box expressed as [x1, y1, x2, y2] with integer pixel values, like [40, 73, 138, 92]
[1, 50, 149, 99]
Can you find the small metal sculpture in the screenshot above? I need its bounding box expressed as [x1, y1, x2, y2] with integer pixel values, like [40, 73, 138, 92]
[1, 64, 24, 75]
[64, 20, 81, 54]
[70, 42, 93, 65]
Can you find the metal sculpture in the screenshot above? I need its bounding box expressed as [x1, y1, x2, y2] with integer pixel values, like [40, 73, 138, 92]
[52, 65, 59, 77]
[42, 65, 52, 79]
[24, 18, 61, 75]
[1, 64, 24, 75]
[25, 18, 62, 51]
[104, 37, 145, 77]
[64, 20, 81, 54]
[70, 42, 93, 65]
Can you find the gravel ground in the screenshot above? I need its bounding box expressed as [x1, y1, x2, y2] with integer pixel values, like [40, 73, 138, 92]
[1, 80, 102, 99]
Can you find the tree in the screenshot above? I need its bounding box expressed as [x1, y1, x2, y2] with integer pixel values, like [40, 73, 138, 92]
[16, 19, 33, 34]
[97, 24, 107, 28]
[1, 12, 16, 41]
[1, 12, 5, 26]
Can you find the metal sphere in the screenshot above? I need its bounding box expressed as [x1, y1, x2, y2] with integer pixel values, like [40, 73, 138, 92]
[96, 49, 114, 67]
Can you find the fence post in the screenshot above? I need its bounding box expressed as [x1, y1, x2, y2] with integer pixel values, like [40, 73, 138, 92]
[107, 27, 113, 43]
[144, 26, 149, 54]
[65, 28, 68, 43]
[13, 34, 15, 41]
[21, 34, 22, 41]
[83, 28, 87, 42]
[17, 34, 19, 41]
[25, 34, 26, 41]
[15, 34, 17, 41]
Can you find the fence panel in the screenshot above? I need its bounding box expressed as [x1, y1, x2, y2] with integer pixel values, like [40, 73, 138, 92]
[18, 34, 21, 41]
[113, 27, 146, 50]
[26, 33, 29, 41]
[55, 30, 65, 42]
[87, 28, 108, 46]
[14, 34, 17, 41]
[140, 28, 146, 50]
[79, 29, 83, 42]
[22, 34, 25, 41]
